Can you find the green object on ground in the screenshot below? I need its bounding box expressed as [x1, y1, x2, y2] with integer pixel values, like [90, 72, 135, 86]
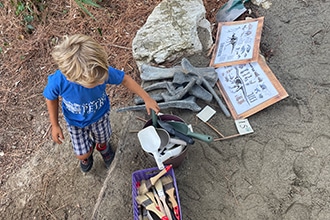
[167, 121, 214, 143]
[216, 0, 250, 22]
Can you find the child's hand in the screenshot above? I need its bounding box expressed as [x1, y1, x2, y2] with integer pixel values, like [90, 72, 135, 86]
[144, 96, 160, 115]
[51, 125, 64, 144]
[121, 74, 160, 114]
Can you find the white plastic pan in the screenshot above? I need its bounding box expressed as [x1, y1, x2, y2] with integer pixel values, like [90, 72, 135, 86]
[137, 126, 164, 170]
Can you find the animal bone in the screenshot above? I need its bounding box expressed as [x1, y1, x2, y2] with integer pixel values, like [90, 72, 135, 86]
[134, 93, 164, 104]
[137, 66, 215, 104]
[134, 59, 228, 113]
[172, 72, 202, 85]
[135, 83, 212, 104]
[117, 96, 202, 112]
[161, 77, 196, 101]
[140, 64, 183, 81]
[181, 58, 231, 117]
[172, 70, 218, 88]
[141, 63, 217, 81]
[143, 81, 176, 96]
[189, 84, 213, 102]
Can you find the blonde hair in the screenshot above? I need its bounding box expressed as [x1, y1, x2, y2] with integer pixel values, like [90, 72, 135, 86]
[52, 34, 109, 87]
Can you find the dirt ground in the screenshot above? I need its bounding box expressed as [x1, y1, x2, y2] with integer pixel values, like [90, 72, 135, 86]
[2, 0, 330, 219]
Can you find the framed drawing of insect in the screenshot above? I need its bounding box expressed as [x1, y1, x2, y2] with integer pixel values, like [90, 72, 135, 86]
[210, 17, 264, 68]
[215, 55, 288, 120]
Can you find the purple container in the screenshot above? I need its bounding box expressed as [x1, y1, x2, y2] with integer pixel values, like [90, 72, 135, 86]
[132, 167, 182, 220]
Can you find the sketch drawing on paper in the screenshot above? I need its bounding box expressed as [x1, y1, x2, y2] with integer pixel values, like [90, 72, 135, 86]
[215, 21, 258, 64]
[228, 66, 249, 104]
[216, 62, 279, 115]
[210, 17, 264, 68]
[227, 33, 238, 53]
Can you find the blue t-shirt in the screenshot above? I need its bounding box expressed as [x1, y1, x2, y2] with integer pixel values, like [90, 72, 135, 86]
[43, 67, 125, 128]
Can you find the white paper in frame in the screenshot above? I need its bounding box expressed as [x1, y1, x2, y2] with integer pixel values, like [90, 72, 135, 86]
[215, 55, 289, 120]
[210, 17, 264, 68]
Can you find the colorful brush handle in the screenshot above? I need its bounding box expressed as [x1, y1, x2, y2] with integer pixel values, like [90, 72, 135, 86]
[150, 165, 172, 185]
[155, 180, 173, 220]
[137, 195, 169, 220]
[166, 188, 179, 220]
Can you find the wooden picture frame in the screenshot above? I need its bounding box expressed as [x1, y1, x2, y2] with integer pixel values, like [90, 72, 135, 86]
[215, 55, 289, 119]
[210, 17, 264, 68]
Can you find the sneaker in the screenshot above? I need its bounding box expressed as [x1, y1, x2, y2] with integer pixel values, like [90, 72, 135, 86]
[96, 143, 115, 168]
[80, 147, 94, 173]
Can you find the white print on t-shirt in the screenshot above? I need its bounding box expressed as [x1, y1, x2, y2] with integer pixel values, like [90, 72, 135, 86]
[63, 92, 107, 115]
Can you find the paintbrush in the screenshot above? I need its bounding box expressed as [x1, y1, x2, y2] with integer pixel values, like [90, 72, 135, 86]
[154, 179, 173, 220]
[146, 191, 164, 214]
[136, 194, 169, 220]
[160, 176, 180, 220]
[140, 205, 148, 220]
[138, 205, 143, 220]
[138, 179, 148, 196]
[152, 187, 166, 215]
[138, 165, 172, 195]
[146, 210, 155, 220]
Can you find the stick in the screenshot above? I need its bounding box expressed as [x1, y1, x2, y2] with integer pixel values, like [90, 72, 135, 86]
[109, 44, 131, 50]
[43, 124, 52, 139]
[41, 203, 58, 220]
[136, 116, 148, 123]
[207, 44, 215, 57]
[204, 121, 224, 138]
[213, 133, 241, 141]
[224, 176, 239, 206]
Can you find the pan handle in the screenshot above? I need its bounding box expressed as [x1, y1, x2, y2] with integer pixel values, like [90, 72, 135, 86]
[152, 150, 164, 170]
[157, 119, 195, 145]
[185, 132, 213, 143]
[169, 138, 187, 146]
[172, 129, 195, 145]
[151, 109, 158, 128]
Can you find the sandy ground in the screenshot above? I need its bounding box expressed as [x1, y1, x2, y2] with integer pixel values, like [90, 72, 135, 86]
[2, 1, 330, 219]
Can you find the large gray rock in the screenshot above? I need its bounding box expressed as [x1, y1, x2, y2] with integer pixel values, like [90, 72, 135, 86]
[132, 0, 213, 70]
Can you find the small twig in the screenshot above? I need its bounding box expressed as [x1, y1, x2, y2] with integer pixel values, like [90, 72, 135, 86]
[20, 93, 42, 101]
[53, 204, 68, 213]
[40, 202, 58, 220]
[213, 133, 241, 141]
[43, 177, 49, 200]
[109, 44, 131, 50]
[311, 29, 322, 38]
[43, 124, 52, 139]
[224, 176, 239, 206]
[207, 43, 215, 57]
[127, 63, 134, 71]
[204, 121, 225, 138]
[136, 116, 148, 123]
[244, 177, 253, 186]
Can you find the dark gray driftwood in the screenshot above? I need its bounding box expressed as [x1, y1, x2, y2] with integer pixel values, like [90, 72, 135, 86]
[117, 96, 201, 112]
[181, 58, 231, 117]
[161, 78, 196, 102]
[143, 81, 176, 96]
[141, 63, 217, 81]
[134, 94, 164, 104]
[140, 64, 183, 81]
[189, 84, 213, 102]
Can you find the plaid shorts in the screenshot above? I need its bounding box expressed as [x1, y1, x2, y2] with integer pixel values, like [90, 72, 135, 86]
[67, 111, 112, 156]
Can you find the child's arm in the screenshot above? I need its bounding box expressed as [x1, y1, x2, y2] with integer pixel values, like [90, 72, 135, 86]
[121, 74, 160, 115]
[46, 98, 64, 144]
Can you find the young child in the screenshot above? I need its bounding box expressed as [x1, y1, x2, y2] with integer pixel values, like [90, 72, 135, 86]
[43, 34, 160, 173]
